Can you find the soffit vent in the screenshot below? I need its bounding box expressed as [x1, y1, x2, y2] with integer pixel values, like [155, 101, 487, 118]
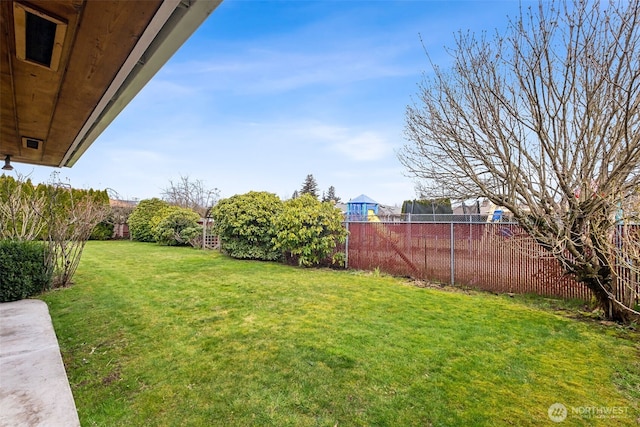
[14, 2, 67, 71]
[22, 136, 43, 151]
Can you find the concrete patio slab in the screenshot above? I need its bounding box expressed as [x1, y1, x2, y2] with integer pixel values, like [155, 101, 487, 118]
[0, 299, 80, 427]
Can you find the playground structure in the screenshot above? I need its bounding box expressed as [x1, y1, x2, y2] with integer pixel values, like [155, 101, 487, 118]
[347, 195, 379, 222]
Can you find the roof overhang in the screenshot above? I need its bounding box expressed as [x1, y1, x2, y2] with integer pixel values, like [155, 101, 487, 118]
[0, 0, 221, 168]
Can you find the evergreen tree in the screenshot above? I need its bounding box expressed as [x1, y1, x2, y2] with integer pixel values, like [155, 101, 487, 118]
[300, 174, 319, 199]
[291, 190, 299, 200]
[322, 185, 340, 203]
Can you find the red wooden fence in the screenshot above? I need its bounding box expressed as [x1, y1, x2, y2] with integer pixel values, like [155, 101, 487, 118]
[346, 222, 601, 301]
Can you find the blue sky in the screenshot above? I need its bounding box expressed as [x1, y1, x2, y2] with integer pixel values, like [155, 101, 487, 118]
[17, 0, 532, 206]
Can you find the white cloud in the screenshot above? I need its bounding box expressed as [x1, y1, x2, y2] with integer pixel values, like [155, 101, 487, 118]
[163, 39, 417, 96]
[238, 120, 394, 162]
[331, 131, 392, 162]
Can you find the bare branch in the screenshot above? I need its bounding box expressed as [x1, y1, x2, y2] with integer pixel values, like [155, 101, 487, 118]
[400, 0, 640, 322]
[161, 175, 220, 216]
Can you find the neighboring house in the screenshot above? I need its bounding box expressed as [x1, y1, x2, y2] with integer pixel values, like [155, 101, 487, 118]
[453, 198, 513, 222]
[453, 198, 496, 215]
[335, 202, 348, 214]
[378, 204, 403, 221]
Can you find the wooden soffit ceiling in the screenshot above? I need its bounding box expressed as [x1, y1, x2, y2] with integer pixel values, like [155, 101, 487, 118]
[0, 0, 221, 168]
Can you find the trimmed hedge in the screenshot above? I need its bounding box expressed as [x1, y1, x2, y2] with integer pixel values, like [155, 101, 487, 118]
[0, 241, 52, 302]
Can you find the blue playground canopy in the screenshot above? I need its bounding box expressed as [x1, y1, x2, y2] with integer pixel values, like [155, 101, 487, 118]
[347, 194, 379, 221]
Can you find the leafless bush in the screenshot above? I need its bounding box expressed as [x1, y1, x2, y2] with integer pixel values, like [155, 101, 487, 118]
[42, 178, 109, 287]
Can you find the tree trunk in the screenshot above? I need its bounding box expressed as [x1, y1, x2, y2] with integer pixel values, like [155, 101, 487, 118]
[583, 274, 629, 323]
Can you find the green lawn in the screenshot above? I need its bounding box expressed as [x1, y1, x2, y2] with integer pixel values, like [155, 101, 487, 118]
[40, 241, 639, 426]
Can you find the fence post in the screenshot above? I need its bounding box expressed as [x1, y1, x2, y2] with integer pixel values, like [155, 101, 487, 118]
[202, 219, 207, 250]
[344, 221, 349, 269]
[450, 222, 455, 285]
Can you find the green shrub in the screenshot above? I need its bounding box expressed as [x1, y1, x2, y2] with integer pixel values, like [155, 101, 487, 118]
[210, 191, 283, 260]
[0, 240, 52, 302]
[152, 206, 202, 246]
[128, 198, 169, 242]
[272, 194, 348, 267]
[90, 221, 114, 240]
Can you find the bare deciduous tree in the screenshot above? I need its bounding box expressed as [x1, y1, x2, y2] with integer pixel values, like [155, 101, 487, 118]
[0, 173, 109, 288]
[43, 177, 109, 288]
[161, 175, 220, 216]
[399, 0, 640, 321]
[46, 196, 109, 287]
